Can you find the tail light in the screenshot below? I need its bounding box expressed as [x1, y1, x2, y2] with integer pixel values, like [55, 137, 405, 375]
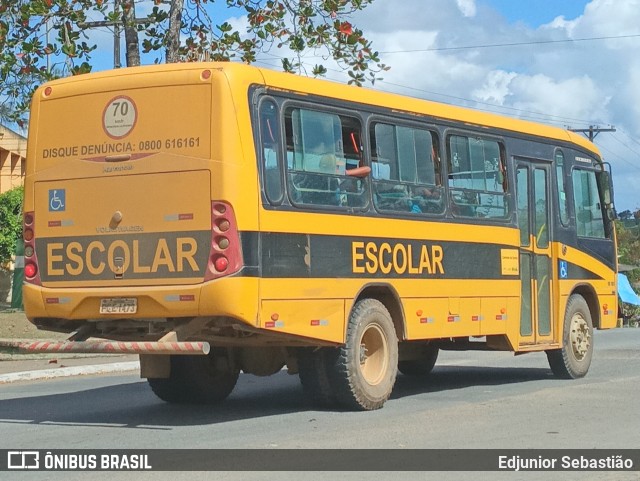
[204, 201, 242, 281]
[23, 211, 42, 285]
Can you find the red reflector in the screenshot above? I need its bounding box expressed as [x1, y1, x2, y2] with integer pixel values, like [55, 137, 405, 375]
[25, 263, 37, 278]
[213, 256, 229, 272]
[217, 219, 230, 232]
[217, 236, 230, 249]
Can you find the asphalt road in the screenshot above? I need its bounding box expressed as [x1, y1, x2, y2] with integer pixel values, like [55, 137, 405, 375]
[1, 328, 639, 481]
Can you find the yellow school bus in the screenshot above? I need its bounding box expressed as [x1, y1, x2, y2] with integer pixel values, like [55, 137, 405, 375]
[20, 62, 617, 410]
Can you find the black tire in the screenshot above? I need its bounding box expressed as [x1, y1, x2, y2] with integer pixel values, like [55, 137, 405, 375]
[148, 349, 239, 404]
[298, 347, 338, 407]
[547, 294, 593, 379]
[328, 298, 398, 411]
[398, 345, 439, 376]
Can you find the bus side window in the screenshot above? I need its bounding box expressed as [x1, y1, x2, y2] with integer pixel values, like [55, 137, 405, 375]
[555, 150, 569, 225]
[285, 107, 366, 208]
[371, 122, 444, 215]
[447, 135, 508, 219]
[572, 169, 606, 238]
[259, 100, 283, 204]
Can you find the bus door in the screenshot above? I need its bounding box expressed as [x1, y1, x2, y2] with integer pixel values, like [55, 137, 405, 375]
[516, 160, 554, 346]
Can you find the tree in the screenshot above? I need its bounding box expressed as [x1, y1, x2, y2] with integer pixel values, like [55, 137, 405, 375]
[618, 209, 633, 221]
[617, 219, 640, 283]
[0, 186, 23, 267]
[0, 0, 387, 127]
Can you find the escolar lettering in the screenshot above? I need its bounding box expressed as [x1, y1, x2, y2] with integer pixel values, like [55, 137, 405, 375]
[352, 241, 444, 275]
[46, 237, 199, 277]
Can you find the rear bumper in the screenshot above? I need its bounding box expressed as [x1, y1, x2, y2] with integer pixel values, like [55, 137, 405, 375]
[0, 339, 210, 356]
[23, 277, 259, 323]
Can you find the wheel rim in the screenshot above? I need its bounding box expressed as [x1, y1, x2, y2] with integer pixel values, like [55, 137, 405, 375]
[569, 313, 591, 361]
[358, 323, 389, 385]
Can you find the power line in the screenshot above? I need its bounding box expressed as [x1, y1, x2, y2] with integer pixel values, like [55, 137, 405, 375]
[610, 133, 640, 159]
[380, 33, 640, 54]
[620, 130, 640, 150]
[257, 51, 601, 127]
[598, 143, 640, 171]
[372, 78, 599, 126]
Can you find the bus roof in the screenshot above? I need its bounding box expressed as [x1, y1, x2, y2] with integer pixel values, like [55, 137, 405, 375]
[35, 61, 600, 157]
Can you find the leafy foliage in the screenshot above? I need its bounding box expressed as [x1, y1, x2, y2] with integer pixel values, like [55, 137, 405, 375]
[616, 218, 640, 284]
[1, 0, 388, 126]
[0, 186, 23, 266]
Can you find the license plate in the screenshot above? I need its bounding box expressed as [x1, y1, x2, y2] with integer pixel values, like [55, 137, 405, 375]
[100, 298, 137, 314]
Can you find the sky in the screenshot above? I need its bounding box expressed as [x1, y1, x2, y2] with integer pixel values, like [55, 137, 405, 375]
[346, 0, 640, 212]
[66, 0, 640, 211]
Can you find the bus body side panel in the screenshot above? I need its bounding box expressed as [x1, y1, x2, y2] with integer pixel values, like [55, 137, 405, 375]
[256, 206, 522, 345]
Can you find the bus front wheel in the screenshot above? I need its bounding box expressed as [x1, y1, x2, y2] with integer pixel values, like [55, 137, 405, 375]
[147, 349, 239, 404]
[546, 294, 593, 379]
[330, 298, 398, 411]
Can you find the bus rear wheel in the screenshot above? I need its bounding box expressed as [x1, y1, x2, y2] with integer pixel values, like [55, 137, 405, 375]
[329, 298, 398, 411]
[298, 347, 337, 407]
[547, 294, 593, 379]
[147, 349, 240, 404]
[398, 344, 439, 376]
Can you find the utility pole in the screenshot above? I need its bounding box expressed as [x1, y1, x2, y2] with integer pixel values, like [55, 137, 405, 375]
[568, 125, 616, 142]
[114, 0, 121, 68]
[78, 0, 154, 68]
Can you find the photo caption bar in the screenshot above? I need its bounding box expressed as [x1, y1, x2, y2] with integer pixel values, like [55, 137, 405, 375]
[1, 449, 638, 472]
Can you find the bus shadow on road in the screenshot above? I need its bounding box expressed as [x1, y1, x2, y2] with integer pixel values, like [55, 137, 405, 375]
[0, 365, 556, 428]
[392, 364, 554, 399]
[0, 372, 309, 429]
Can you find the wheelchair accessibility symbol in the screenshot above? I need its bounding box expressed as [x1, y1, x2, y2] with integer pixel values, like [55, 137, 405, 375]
[559, 260, 568, 279]
[49, 189, 65, 212]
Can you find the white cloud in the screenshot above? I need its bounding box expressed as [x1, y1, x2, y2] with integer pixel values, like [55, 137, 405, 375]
[351, 0, 640, 210]
[472, 70, 517, 104]
[456, 0, 477, 17]
[509, 74, 608, 122]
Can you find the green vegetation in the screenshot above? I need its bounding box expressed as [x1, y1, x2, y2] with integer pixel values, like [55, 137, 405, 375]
[1, 0, 387, 126]
[616, 215, 640, 284]
[616, 213, 640, 326]
[0, 185, 23, 266]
